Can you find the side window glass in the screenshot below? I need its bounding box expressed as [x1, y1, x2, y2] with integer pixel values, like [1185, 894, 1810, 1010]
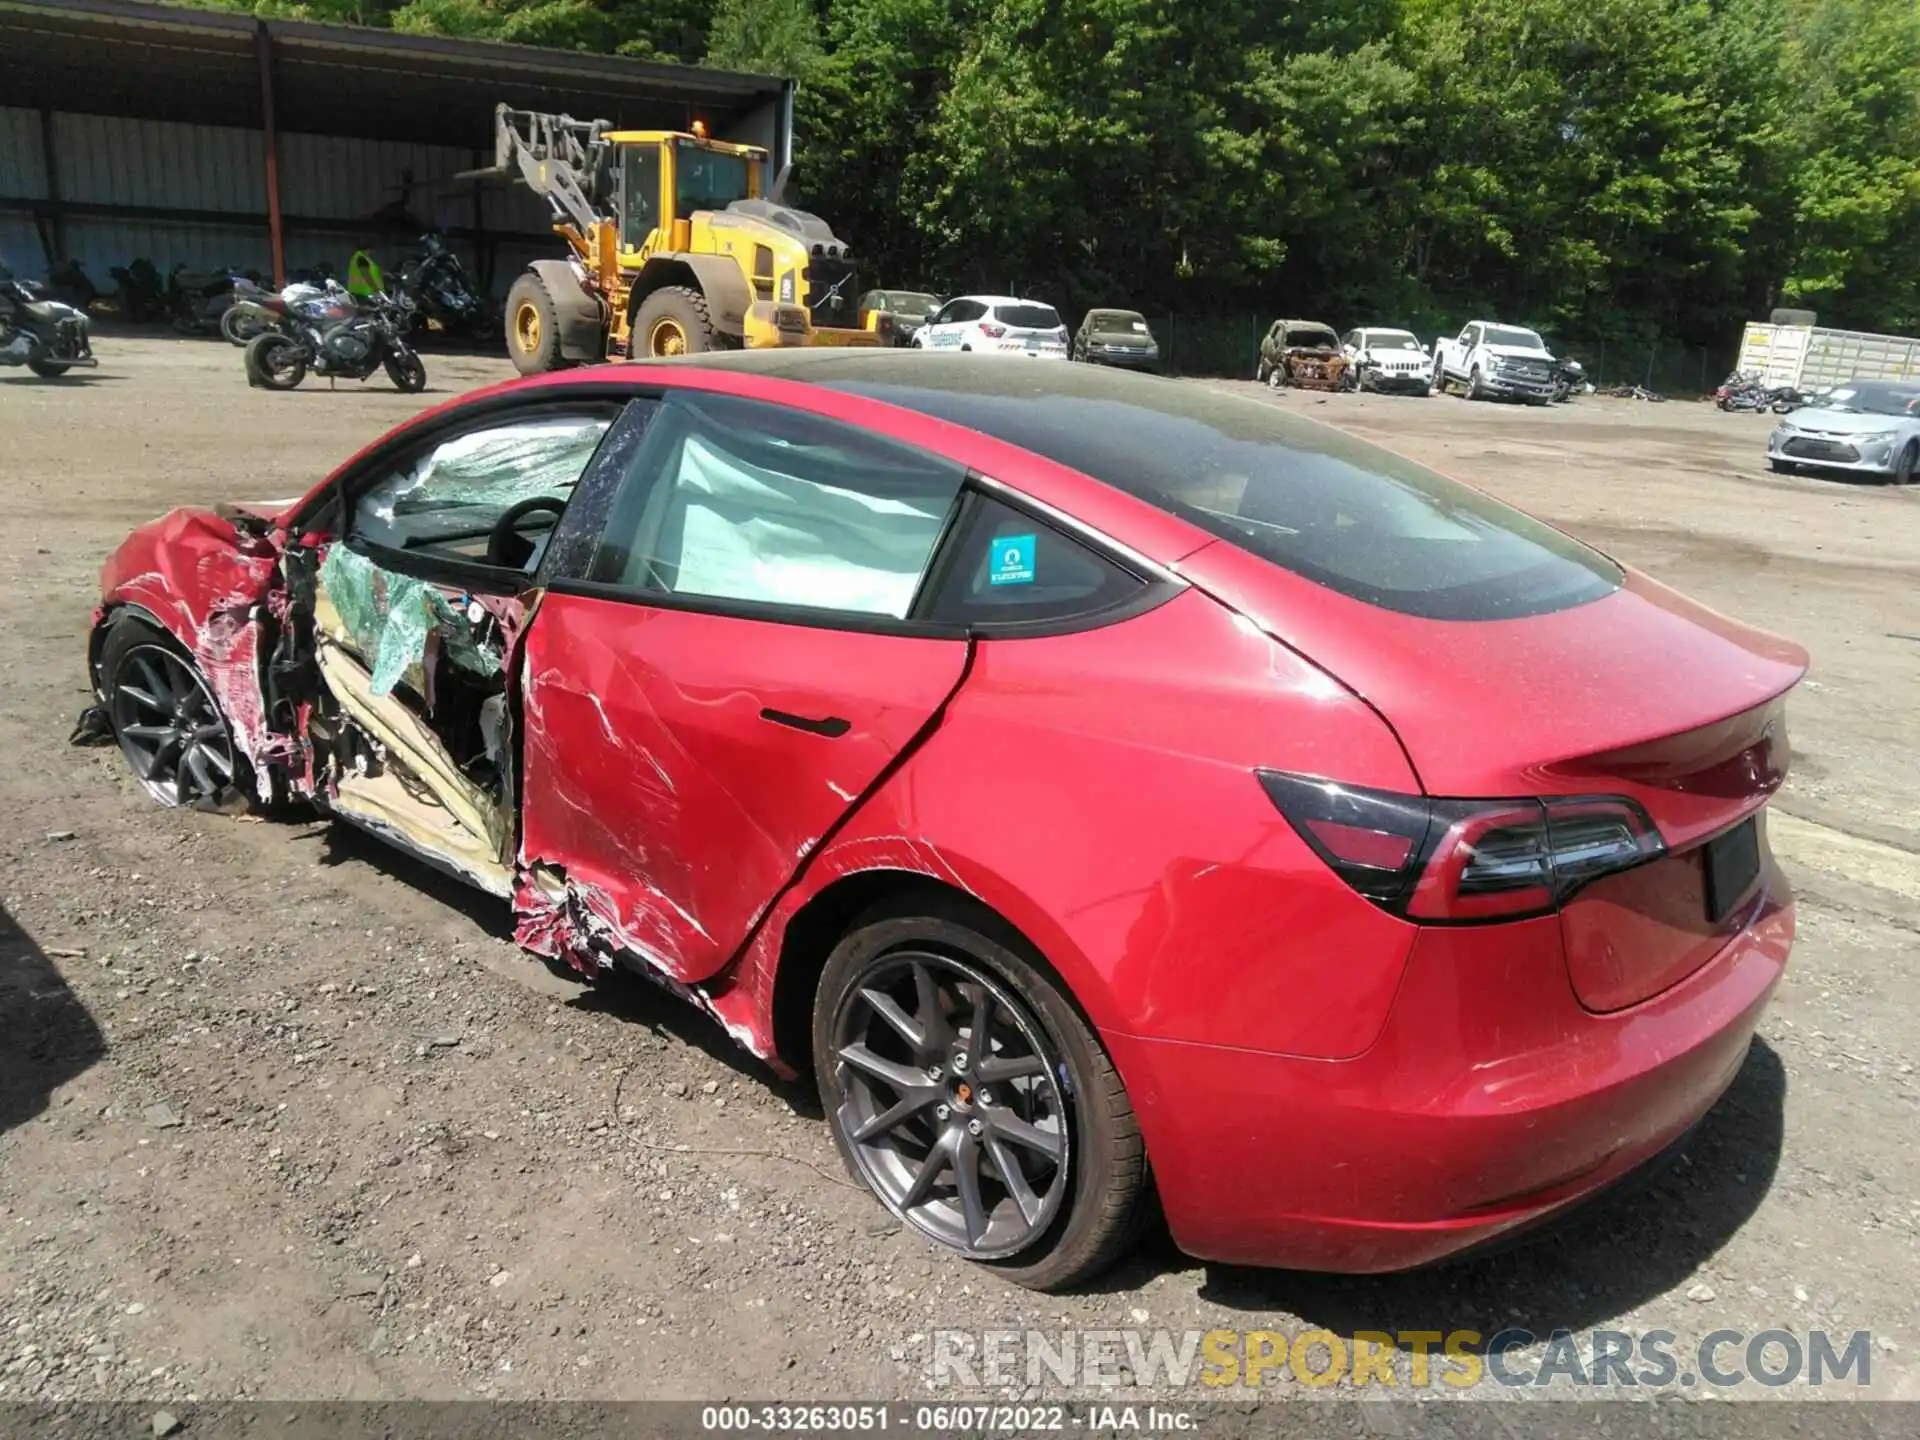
[351, 411, 615, 571]
[590, 393, 965, 620]
[924, 494, 1145, 628]
[622, 147, 661, 243]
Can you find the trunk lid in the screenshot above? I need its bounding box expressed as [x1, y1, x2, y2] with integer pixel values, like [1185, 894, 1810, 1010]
[1181, 548, 1806, 1009]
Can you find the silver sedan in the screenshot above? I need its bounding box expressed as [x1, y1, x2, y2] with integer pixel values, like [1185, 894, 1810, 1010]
[1768, 378, 1920, 483]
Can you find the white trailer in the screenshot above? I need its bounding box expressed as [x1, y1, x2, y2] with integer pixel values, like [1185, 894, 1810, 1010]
[1737, 321, 1920, 390]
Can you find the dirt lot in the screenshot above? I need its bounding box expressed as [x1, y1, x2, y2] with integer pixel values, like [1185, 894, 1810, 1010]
[2, 336, 1917, 1410]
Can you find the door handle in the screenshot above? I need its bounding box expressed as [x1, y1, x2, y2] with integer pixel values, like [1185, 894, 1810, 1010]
[760, 707, 851, 739]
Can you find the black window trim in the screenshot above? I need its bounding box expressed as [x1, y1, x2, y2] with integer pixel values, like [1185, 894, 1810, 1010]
[915, 481, 1184, 639]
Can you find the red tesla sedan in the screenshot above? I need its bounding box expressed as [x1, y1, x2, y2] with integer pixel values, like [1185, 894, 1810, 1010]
[81, 353, 1803, 1289]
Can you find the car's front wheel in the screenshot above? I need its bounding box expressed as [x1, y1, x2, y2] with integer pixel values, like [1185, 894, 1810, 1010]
[1893, 441, 1918, 485]
[813, 901, 1151, 1291]
[100, 616, 243, 808]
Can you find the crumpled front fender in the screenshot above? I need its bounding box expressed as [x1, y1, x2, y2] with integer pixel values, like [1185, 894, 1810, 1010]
[94, 507, 289, 788]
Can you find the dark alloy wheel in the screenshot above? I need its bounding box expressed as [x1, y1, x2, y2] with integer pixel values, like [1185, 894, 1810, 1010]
[830, 950, 1069, 1258]
[814, 903, 1152, 1290]
[106, 630, 238, 807]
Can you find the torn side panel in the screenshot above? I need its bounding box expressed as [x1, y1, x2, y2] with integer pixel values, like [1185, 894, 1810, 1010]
[313, 641, 512, 892]
[513, 860, 782, 1067]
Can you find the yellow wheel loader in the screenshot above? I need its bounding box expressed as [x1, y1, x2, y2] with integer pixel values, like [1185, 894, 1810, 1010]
[483, 105, 878, 372]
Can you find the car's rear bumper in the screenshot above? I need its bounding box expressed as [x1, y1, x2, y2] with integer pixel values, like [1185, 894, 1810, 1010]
[1105, 871, 1792, 1272]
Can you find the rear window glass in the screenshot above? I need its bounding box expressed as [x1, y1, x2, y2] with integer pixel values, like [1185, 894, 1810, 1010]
[824, 368, 1621, 621]
[995, 304, 1061, 330]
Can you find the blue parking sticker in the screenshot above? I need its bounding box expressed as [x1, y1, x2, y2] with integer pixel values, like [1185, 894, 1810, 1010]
[989, 534, 1037, 586]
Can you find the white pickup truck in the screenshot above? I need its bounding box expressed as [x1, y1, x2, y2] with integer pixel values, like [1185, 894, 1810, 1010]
[1432, 321, 1557, 403]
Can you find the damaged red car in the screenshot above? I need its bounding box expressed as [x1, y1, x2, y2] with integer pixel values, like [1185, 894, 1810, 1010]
[82, 354, 1805, 1290]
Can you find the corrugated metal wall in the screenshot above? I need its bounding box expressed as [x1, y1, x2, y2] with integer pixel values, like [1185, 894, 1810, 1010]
[0, 107, 48, 268]
[0, 105, 555, 294]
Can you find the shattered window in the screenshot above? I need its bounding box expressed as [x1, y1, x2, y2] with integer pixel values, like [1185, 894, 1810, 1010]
[591, 393, 964, 619]
[352, 413, 615, 567]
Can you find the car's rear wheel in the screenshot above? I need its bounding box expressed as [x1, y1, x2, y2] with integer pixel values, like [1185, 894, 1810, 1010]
[813, 903, 1151, 1291]
[245, 333, 306, 390]
[101, 617, 242, 808]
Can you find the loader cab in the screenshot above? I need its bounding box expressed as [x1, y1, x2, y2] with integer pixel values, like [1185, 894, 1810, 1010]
[607, 131, 766, 260]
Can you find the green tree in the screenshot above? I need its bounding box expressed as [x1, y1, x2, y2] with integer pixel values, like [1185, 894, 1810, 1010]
[705, 0, 823, 78]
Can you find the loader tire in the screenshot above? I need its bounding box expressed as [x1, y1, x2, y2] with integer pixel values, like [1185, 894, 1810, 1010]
[505, 272, 571, 377]
[634, 286, 717, 358]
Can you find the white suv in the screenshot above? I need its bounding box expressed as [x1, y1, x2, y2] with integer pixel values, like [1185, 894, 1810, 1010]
[1340, 327, 1436, 395]
[911, 295, 1069, 358]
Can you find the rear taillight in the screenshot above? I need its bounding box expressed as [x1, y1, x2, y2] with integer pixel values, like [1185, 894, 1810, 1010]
[978, 322, 1006, 338]
[1257, 770, 1665, 923]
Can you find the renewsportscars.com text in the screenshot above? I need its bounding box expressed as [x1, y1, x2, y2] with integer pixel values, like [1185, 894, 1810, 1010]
[928, 1327, 1875, 1391]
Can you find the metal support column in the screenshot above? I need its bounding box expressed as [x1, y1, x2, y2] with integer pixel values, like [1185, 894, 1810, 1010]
[255, 20, 286, 287]
[36, 108, 62, 268]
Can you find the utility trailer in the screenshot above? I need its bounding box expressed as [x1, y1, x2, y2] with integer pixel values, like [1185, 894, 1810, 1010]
[1737, 321, 1920, 391]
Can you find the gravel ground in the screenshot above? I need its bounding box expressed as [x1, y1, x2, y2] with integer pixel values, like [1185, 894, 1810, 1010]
[2, 335, 1916, 1414]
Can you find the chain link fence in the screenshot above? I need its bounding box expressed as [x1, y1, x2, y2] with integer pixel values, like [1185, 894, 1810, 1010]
[1140, 311, 1735, 397]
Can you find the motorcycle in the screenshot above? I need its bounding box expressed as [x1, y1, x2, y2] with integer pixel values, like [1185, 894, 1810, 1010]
[1550, 355, 1587, 403]
[222, 276, 346, 346]
[110, 258, 166, 322]
[243, 290, 427, 393]
[0, 257, 98, 377]
[45, 259, 99, 312]
[394, 232, 490, 339]
[1715, 370, 1804, 414]
[169, 263, 247, 334]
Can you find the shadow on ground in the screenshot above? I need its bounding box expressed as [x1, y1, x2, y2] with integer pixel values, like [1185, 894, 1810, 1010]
[1124, 1038, 1789, 1341]
[310, 818, 819, 1113]
[0, 902, 108, 1137]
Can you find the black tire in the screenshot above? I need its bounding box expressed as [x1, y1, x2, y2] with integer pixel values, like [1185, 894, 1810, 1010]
[1893, 442, 1918, 485]
[220, 306, 260, 347]
[633, 285, 717, 358]
[384, 349, 428, 393]
[1467, 365, 1486, 400]
[813, 899, 1151, 1292]
[1267, 363, 1286, 390]
[26, 358, 72, 378]
[1255, 357, 1270, 383]
[99, 615, 247, 809]
[1767, 458, 1798, 475]
[244, 332, 306, 390]
[505, 271, 571, 376]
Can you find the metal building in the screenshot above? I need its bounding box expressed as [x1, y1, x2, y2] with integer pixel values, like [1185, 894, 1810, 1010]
[0, 0, 792, 295]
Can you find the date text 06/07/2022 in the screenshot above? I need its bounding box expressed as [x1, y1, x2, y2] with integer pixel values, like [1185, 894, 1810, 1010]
[697, 1403, 1200, 1433]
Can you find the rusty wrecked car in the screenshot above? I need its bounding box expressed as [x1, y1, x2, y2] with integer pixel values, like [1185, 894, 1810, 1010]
[1255, 319, 1348, 392]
